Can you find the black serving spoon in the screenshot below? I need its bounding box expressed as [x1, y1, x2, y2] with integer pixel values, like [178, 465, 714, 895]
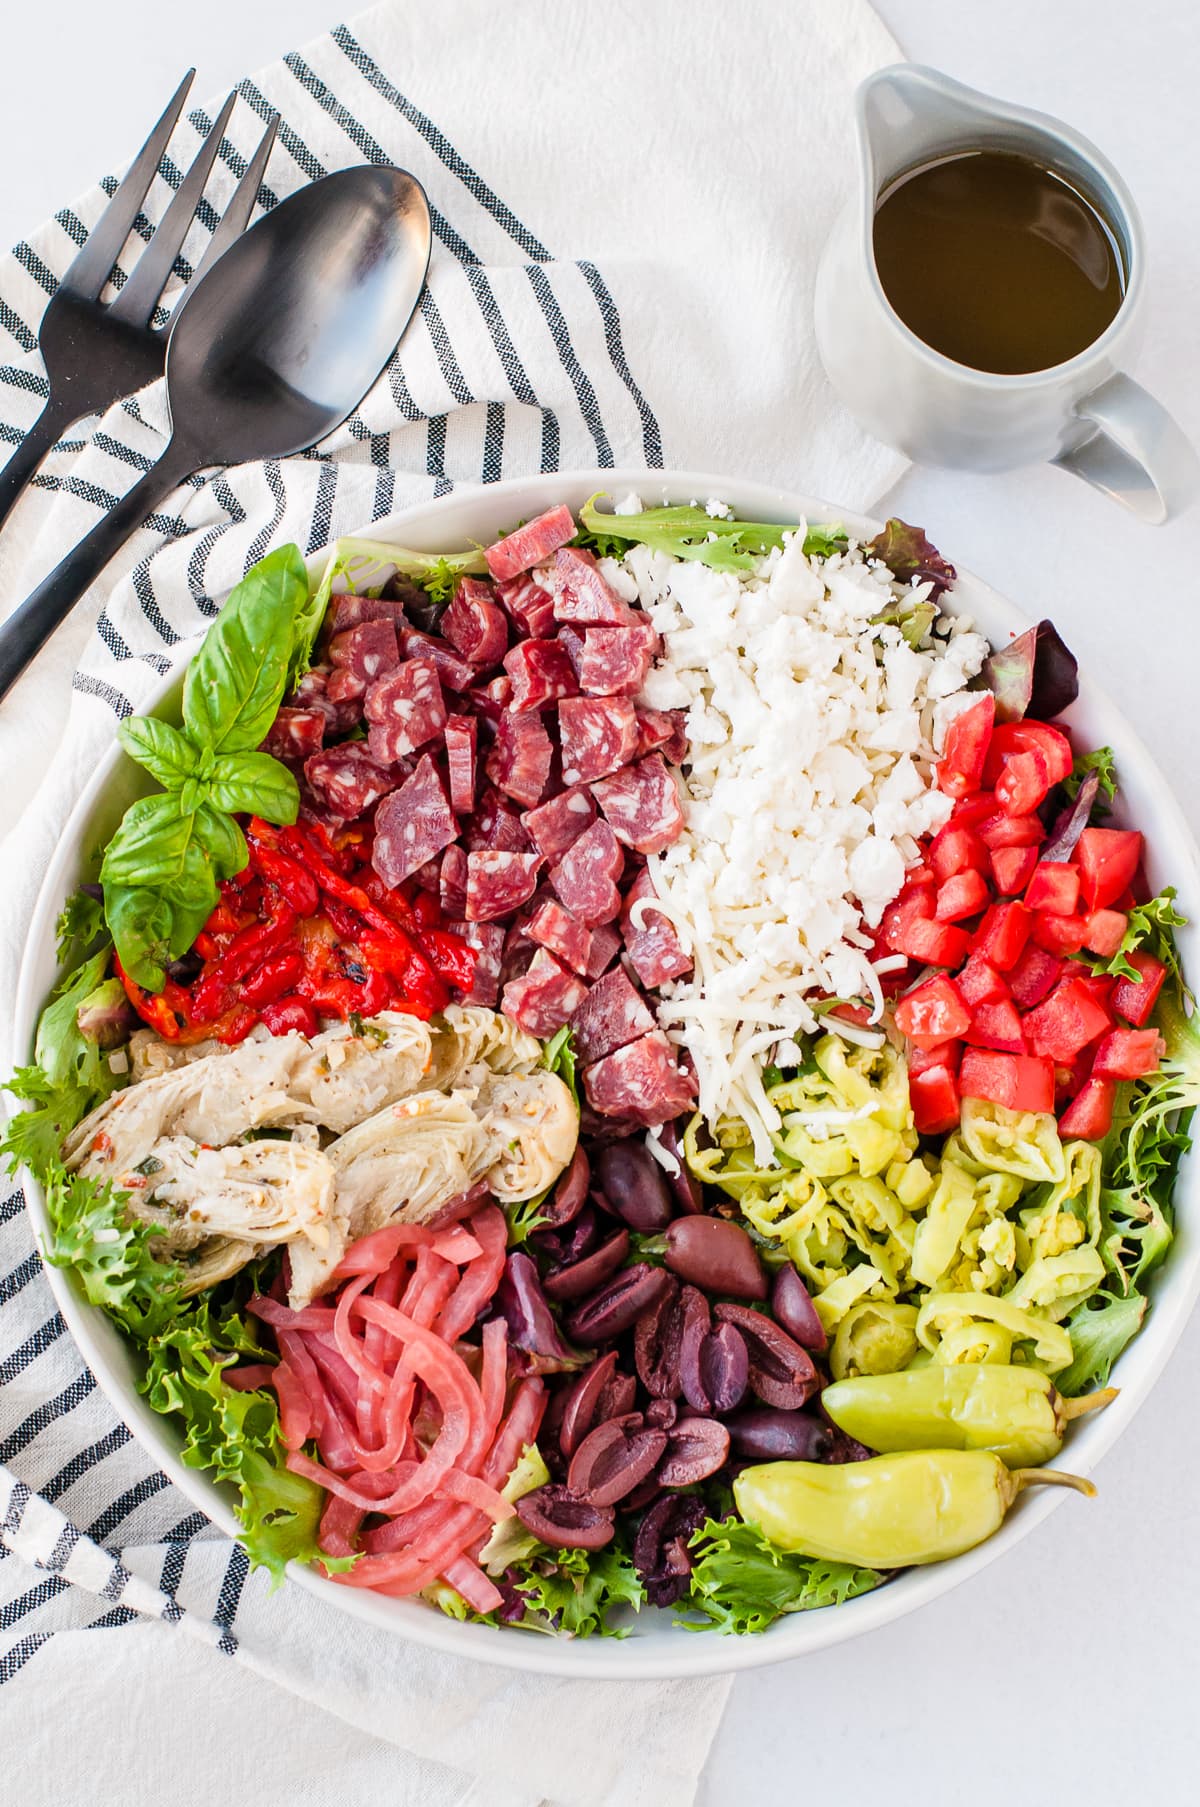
[0, 165, 432, 701]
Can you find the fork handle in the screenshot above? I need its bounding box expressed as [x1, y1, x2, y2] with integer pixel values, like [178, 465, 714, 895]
[0, 436, 198, 702]
[0, 399, 75, 535]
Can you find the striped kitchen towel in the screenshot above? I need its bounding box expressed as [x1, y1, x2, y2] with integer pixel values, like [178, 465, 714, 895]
[0, 2, 902, 1801]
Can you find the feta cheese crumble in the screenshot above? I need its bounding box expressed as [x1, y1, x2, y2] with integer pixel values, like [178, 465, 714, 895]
[610, 528, 988, 1158]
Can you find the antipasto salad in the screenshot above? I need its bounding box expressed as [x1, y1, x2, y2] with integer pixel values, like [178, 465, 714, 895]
[5, 496, 1194, 1636]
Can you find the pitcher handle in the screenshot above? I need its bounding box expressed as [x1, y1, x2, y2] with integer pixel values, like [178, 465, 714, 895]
[1054, 372, 1200, 524]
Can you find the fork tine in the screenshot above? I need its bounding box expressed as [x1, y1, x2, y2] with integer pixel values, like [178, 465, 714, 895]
[62, 69, 196, 302]
[109, 89, 240, 327]
[182, 111, 280, 297]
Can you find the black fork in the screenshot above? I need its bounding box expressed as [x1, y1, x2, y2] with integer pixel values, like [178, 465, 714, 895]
[0, 71, 278, 532]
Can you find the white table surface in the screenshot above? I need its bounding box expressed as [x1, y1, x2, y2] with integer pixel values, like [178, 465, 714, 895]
[2, 2, 1199, 1802]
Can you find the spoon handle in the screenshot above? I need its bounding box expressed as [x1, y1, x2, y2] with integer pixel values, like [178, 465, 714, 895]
[0, 397, 77, 536]
[0, 437, 197, 702]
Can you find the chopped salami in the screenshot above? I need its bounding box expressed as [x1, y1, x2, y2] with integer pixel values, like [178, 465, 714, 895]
[503, 639, 579, 712]
[440, 844, 469, 918]
[441, 578, 509, 667]
[329, 619, 400, 685]
[485, 710, 554, 808]
[259, 705, 325, 766]
[444, 714, 478, 815]
[496, 573, 557, 640]
[577, 624, 659, 697]
[365, 658, 447, 762]
[584, 921, 622, 979]
[527, 898, 592, 975]
[485, 504, 577, 582]
[550, 819, 624, 927]
[293, 666, 361, 734]
[326, 665, 366, 705]
[411, 856, 441, 894]
[635, 708, 688, 764]
[447, 920, 505, 1007]
[303, 743, 396, 819]
[502, 949, 589, 1038]
[372, 754, 458, 888]
[548, 547, 639, 626]
[559, 696, 639, 785]
[466, 850, 543, 923]
[522, 786, 597, 863]
[556, 623, 586, 675]
[328, 591, 408, 635]
[399, 628, 475, 692]
[501, 919, 536, 987]
[583, 1031, 697, 1127]
[569, 967, 656, 1065]
[466, 786, 530, 853]
[621, 867, 693, 987]
[592, 754, 686, 854]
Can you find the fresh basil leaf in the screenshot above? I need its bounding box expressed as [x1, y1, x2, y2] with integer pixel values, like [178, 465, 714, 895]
[160, 841, 222, 949]
[191, 805, 248, 881]
[105, 884, 175, 991]
[117, 717, 198, 790]
[183, 544, 308, 754]
[100, 794, 194, 890]
[207, 750, 301, 824]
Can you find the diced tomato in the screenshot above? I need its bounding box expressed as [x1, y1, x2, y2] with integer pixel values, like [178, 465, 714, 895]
[877, 882, 935, 955]
[1082, 908, 1128, 958]
[983, 720, 1074, 789]
[978, 811, 1046, 851]
[895, 975, 972, 1047]
[1074, 828, 1143, 912]
[964, 997, 1027, 1053]
[1058, 1076, 1117, 1140]
[929, 823, 989, 883]
[909, 1038, 963, 1075]
[1054, 1043, 1096, 1107]
[958, 954, 1009, 1007]
[952, 792, 999, 829]
[905, 862, 938, 889]
[1111, 950, 1168, 1027]
[1022, 977, 1113, 1062]
[1007, 944, 1064, 1009]
[1025, 862, 1081, 916]
[990, 844, 1039, 896]
[995, 748, 1053, 818]
[894, 915, 972, 968]
[1076, 972, 1117, 1011]
[910, 1064, 962, 1135]
[1091, 1026, 1166, 1081]
[936, 870, 991, 922]
[1030, 912, 1090, 955]
[973, 901, 1032, 971]
[960, 1048, 1056, 1114]
[937, 695, 995, 799]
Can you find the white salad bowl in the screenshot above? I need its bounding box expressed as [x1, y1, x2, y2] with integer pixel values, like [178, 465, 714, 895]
[14, 470, 1200, 1679]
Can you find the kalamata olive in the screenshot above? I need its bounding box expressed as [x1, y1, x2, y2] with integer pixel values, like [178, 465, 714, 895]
[677, 1287, 715, 1411]
[531, 1202, 603, 1270]
[565, 1262, 672, 1344]
[656, 1119, 704, 1214]
[567, 1413, 668, 1507]
[538, 1144, 590, 1228]
[658, 1413, 731, 1487]
[698, 1321, 750, 1414]
[645, 1397, 678, 1431]
[725, 1406, 833, 1462]
[633, 1275, 684, 1398]
[633, 1495, 708, 1607]
[771, 1265, 828, 1352]
[542, 1229, 631, 1302]
[558, 1351, 639, 1459]
[494, 1252, 588, 1374]
[514, 1484, 615, 1550]
[714, 1303, 821, 1408]
[596, 1141, 675, 1232]
[663, 1217, 767, 1301]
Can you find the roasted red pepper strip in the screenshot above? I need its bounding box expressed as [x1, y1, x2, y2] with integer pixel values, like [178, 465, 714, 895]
[421, 928, 478, 991]
[115, 956, 187, 1041]
[216, 1005, 261, 1046]
[241, 951, 306, 1009]
[281, 823, 450, 999]
[191, 904, 297, 1022]
[360, 873, 420, 936]
[247, 837, 321, 916]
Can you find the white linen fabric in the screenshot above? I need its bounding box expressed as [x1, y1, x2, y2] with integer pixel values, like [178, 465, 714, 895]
[0, 1, 902, 1800]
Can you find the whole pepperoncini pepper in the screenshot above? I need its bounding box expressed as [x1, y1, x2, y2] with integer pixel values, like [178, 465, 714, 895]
[733, 1449, 1094, 1568]
[822, 1365, 1117, 1469]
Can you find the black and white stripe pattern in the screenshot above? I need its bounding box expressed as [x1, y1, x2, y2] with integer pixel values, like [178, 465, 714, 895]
[0, 13, 663, 1679]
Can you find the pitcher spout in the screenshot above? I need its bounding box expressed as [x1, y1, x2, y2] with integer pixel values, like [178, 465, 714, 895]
[857, 64, 1032, 201]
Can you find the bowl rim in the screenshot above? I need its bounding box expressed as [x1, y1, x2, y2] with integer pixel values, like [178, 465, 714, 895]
[14, 466, 1200, 1680]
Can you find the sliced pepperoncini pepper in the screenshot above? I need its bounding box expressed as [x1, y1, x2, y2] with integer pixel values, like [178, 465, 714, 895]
[822, 1365, 1117, 1468]
[734, 1449, 1095, 1569]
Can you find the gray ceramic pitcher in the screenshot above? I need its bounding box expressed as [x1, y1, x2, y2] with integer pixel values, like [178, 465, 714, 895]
[814, 65, 1198, 523]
